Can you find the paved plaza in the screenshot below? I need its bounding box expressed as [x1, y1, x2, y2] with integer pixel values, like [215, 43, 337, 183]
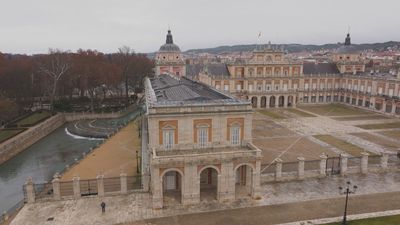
[10, 172, 400, 225]
[254, 104, 400, 167]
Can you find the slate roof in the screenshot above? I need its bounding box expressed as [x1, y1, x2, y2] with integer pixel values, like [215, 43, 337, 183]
[149, 74, 232, 102]
[303, 62, 340, 75]
[336, 45, 359, 54]
[186, 63, 230, 78]
[159, 43, 181, 52]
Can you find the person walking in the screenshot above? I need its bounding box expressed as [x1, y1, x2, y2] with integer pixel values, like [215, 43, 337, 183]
[101, 202, 106, 213]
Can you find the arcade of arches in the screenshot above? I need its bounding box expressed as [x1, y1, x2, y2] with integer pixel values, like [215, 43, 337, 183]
[249, 95, 296, 108]
[152, 162, 261, 209]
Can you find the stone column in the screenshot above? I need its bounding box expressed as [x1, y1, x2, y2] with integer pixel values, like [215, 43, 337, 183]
[219, 160, 235, 202]
[275, 158, 283, 181]
[297, 157, 305, 179]
[182, 163, 200, 205]
[266, 96, 270, 108]
[120, 173, 128, 194]
[72, 176, 80, 198]
[381, 153, 389, 170]
[52, 174, 61, 200]
[319, 154, 328, 177]
[340, 155, 348, 176]
[97, 175, 105, 197]
[251, 160, 261, 199]
[391, 103, 396, 114]
[382, 101, 387, 113]
[151, 167, 163, 209]
[25, 177, 35, 203]
[361, 152, 369, 174]
[284, 95, 288, 108]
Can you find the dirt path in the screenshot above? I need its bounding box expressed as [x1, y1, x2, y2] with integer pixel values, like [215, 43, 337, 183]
[61, 120, 140, 181]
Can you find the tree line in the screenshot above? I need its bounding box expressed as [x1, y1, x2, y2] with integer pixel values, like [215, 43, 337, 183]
[0, 47, 154, 112]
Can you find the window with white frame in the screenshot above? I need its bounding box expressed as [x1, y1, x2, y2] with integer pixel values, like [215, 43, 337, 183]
[266, 85, 271, 91]
[230, 125, 241, 146]
[197, 126, 209, 148]
[163, 128, 175, 150]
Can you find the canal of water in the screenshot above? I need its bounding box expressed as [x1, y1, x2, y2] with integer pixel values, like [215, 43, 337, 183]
[0, 124, 101, 214]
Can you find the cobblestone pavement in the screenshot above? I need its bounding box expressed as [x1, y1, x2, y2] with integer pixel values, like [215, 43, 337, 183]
[10, 172, 400, 225]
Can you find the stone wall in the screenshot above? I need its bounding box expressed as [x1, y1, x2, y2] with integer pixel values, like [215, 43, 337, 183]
[0, 114, 66, 165]
[64, 112, 122, 122]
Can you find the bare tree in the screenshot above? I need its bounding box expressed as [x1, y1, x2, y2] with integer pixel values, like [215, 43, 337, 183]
[37, 49, 71, 110]
[116, 46, 135, 106]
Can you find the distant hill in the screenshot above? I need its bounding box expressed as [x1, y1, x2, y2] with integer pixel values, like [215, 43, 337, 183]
[184, 41, 400, 54]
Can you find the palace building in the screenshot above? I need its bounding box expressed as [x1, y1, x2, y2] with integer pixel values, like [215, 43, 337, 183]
[192, 33, 400, 115]
[144, 30, 400, 209]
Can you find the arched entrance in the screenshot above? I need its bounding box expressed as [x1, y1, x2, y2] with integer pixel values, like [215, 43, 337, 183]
[288, 96, 294, 107]
[278, 96, 284, 107]
[269, 96, 276, 107]
[162, 170, 183, 206]
[260, 96, 267, 108]
[199, 167, 219, 201]
[251, 97, 258, 108]
[235, 164, 254, 199]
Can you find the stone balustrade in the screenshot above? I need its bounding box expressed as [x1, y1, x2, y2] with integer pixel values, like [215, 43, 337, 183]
[265, 153, 400, 183]
[23, 173, 142, 203]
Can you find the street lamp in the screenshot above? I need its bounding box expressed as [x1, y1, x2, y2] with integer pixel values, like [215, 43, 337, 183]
[339, 181, 357, 225]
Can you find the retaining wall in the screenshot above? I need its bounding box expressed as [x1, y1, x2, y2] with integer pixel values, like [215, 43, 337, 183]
[64, 112, 122, 122]
[0, 114, 66, 165]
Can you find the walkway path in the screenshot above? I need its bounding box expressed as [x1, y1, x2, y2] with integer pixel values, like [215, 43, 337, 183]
[126, 191, 400, 225]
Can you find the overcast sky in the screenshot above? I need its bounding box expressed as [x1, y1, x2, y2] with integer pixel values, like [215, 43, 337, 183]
[1, 0, 399, 54]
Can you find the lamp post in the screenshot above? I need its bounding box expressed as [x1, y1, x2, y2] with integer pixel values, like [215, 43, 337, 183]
[339, 181, 357, 225]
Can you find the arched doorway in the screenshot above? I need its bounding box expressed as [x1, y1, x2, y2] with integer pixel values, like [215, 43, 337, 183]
[251, 97, 258, 108]
[278, 96, 284, 107]
[260, 96, 267, 108]
[288, 96, 293, 107]
[199, 167, 219, 201]
[235, 164, 254, 199]
[162, 170, 183, 206]
[269, 96, 276, 107]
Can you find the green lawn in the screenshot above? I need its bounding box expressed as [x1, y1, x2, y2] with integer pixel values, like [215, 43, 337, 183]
[0, 129, 25, 143]
[325, 214, 400, 225]
[299, 104, 372, 116]
[14, 111, 52, 127]
[313, 134, 370, 156]
[356, 122, 400, 130]
[258, 110, 287, 119]
[286, 108, 316, 117]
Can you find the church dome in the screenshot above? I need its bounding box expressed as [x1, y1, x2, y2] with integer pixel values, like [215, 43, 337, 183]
[159, 30, 181, 52]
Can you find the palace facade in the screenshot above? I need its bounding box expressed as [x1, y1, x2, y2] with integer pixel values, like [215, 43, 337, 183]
[191, 34, 400, 116]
